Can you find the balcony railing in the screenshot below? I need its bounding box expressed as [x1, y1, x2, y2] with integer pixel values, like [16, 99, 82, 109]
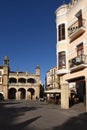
[68, 19, 86, 40]
[69, 55, 87, 71]
[56, 68, 68, 75]
[9, 82, 35, 86]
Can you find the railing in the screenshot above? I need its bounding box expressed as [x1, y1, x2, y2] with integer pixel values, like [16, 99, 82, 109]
[9, 72, 32, 76]
[9, 82, 35, 86]
[69, 55, 87, 68]
[68, 19, 85, 36]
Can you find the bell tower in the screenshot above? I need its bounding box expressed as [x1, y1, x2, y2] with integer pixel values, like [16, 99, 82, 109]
[3, 56, 9, 66]
[36, 65, 40, 75]
[3, 56, 9, 100]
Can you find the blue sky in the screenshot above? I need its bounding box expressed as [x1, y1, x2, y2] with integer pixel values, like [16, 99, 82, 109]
[0, 0, 70, 84]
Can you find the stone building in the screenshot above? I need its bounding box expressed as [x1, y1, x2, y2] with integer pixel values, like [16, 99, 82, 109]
[45, 67, 59, 90]
[55, 0, 87, 111]
[0, 56, 41, 100]
[45, 66, 61, 103]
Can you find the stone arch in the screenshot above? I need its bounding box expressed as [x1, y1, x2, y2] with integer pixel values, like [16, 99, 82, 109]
[9, 78, 17, 83]
[27, 88, 35, 100]
[8, 88, 17, 99]
[18, 78, 26, 83]
[27, 78, 36, 83]
[0, 93, 4, 100]
[18, 88, 26, 99]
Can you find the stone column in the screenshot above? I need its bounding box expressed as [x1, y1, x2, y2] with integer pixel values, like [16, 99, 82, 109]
[47, 94, 50, 102]
[61, 81, 69, 109]
[26, 91, 31, 100]
[16, 91, 18, 100]
[16, 91, 21, 100]
[3, 87, 8, 100]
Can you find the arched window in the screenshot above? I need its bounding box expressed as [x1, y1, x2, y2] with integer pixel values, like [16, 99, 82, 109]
[9, 78, 17, 83]
[27, 78, 36, 83]
[18, 78, 26, 83]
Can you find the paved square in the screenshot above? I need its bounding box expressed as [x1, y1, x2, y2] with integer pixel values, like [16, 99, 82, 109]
[0, 100, 86, 130]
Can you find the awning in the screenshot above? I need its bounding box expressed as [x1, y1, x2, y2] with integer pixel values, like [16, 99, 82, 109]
[44, 89, 61, 94]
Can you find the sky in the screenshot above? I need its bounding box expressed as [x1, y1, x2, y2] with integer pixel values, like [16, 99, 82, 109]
[0, 0, 70, 85]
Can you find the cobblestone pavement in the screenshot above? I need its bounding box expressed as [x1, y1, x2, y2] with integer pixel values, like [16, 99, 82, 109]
[0, 100, 87, 130]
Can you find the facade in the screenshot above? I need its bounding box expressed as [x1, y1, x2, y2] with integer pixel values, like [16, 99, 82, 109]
[46, 66, 59, 90]
[55, 0, 87, 111]
[45, 67, 61, 103]
[0, 66, 4, 100]
[0, 56, 41, 100]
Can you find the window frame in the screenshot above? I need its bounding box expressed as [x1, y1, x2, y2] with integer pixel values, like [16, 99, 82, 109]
[58, 23, 65, 41]
[58, 51, 66, 69]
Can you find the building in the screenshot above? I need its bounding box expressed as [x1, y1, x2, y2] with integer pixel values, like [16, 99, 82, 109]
[0, 56, 41, 100]
[45, 67, 61, 103]
[45, 67, 59, 90]
[55, 0, 87, 111]
[0, 66, 4, 100]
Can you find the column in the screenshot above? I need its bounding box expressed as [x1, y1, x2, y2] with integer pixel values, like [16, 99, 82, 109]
[61, 81, 69, 109]
[16, 91, 21, 100]
[26, 91, 31, 100]
[3, 86, 8, 100]
[47, 94, 50, 102]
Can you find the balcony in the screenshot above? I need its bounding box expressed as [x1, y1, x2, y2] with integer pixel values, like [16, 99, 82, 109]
[68, 19, 86, 41]
[69, 55, 87, 72]
[56, 67, 68, 75]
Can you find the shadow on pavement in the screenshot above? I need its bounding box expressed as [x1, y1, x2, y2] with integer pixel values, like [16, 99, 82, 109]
[53, 112, 87, 130]
[0, 101, 41, 130]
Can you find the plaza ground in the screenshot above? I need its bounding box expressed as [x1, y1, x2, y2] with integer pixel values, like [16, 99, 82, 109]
[0, 100, 87, 130]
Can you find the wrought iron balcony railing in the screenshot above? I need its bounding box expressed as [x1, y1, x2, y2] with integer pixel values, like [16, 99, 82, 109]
[68, 19, 86, 40]
[69, 55, 87, 68]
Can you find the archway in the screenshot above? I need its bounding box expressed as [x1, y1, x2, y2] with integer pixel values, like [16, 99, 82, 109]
[27, 88, 35, 100]
[18, 78, 26, 83]
[9, 78, 17, 83]
[0, 93, 4, 100]
[27, 78, 36, 83]
[18, 88, 26, 99]
[8, 88, 17, 99]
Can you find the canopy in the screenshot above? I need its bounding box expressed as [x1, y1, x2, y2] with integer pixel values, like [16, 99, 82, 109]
[44, 89, 61, 94]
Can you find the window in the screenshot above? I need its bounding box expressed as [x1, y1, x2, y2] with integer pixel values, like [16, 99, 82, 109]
[58, 24, 65, 41]
[77, 43, 84, 62]
[58, 51, 66, 69]
[0, 71, 2, 76]
[77, 43, 83, 56]
[0, 77, 2, 83]
[76, 10, 82, 27]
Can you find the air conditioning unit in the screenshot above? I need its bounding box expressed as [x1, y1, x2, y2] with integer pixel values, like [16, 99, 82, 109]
[76, 57, 81, 63]
[72, 58, 76, 63]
